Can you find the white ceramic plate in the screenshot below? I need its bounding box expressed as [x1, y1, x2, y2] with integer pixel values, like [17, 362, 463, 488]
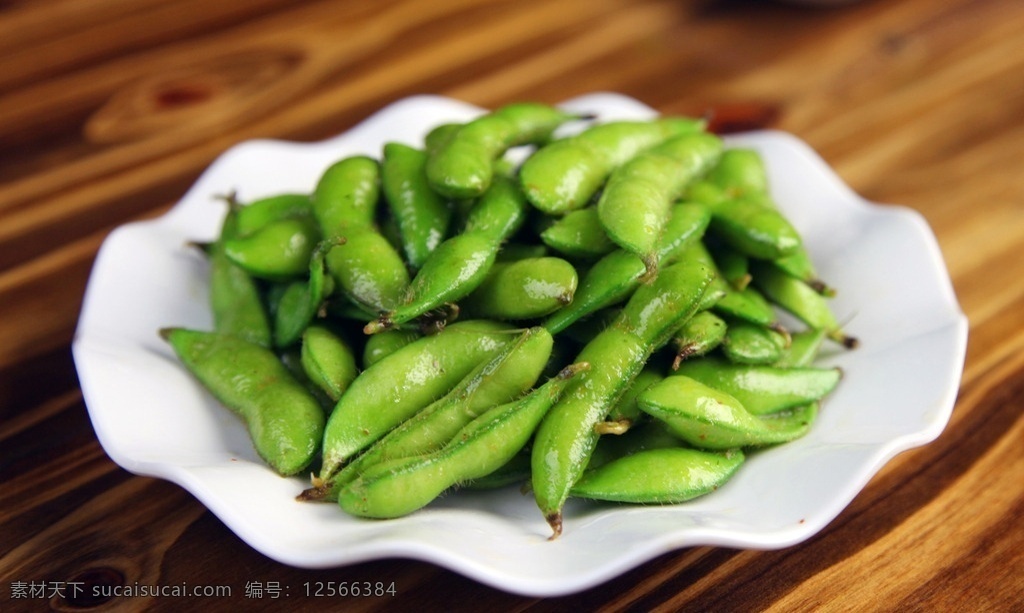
[73, 93, 968, 597]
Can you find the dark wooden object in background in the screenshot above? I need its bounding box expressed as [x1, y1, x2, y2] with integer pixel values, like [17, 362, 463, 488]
[2, 0, 1022, 610]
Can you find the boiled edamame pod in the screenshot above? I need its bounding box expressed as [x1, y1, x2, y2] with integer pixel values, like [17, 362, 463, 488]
[161, 328, 325, 476]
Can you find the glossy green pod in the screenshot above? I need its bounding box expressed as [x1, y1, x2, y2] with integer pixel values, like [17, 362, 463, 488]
[542, 202, 711, 334]
[776, 328, 827, 368]
[361, 328, 421, 368]
[206, 208, 272, 348]
[521, 117, 706, 215]
[720, 320, 789, 365]
[312, 155, 380, 236]
[272, 237, 340, 348]
[222, 216, 321, 281]
[596, 365, 664, 433]
[233, 193, 313, 238]
[337, 366, 582, 519]
[426, 102, 581, 199]
[300, 325, 359, 402]
[324, 232, 411, 314]
[381, 142, 453, 269]
[570, 447, 745, 503]
[750, 260, 857, 348]
[461, 256, 578, 320]
[705, 195, 802, 260]
[161, 328, 325, 476]
[672, 356, 841, 415]
[670, 309, 727, 368]
[531, 258, 715, 538]
[705, 148, 769, 197]
[639, 375, 818, 449]
[320, 327, 555, 498]
[317, 320, 514, 482]
[597, 132, 722, 273]
[539, 206, 617, 260]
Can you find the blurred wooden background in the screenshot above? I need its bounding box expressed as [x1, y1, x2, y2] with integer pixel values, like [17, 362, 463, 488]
[2, 0, 1022, 610]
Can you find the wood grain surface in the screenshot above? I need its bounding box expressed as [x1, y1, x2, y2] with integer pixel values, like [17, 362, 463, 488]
[2, 0, 1022, 610]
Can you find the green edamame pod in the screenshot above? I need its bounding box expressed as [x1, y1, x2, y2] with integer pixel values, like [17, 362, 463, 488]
[381, 142, 453, 269]
[639, 375, 817, 449]
[776, 328, 827, 368]
[595, 366, 664, 434]
[682, 240, 779, 328]
[206, 208, 272, 348]
[597, 132, 722, 275]
[312, 155, 380, 236]
[460, 171, 531, 241]
[531, 258, 714, 538]
[709, 242, 752, 290]
[426, 102, 581, 199]
[543, 202, 711, 334]
[496, 242, 549, 262]
[222, 216, 321, 281]
[750, 260, 857, 347]
[670, 309, 727, 368]
[720, 320, 789, 365]
[233, 193, 313, 238]
[704, 195, 802, 260]
[313, 155, 411, 313]
[570, 447, 745, 504]
[539, 206, 617, 260]
[462, 447, 533, 490]
[672, 356, 841, 415]
[300, 325, 359, 402]
[161, 328, 325, 476]
[325, 232, 411, 314]
[424, 122, 461, 153]
[521, 118, 706, 215]
[319, 327, 555, 498]
[272, 237, 340, 348]
[338, 362, 585, 519]
[365, 173, 530, 333]
[586, 418, 683, 471]
[706, 148, 769, 197]
[361, 328, 421, 368]
[460, 256, 578, 320]
[317, 320, 514, 482]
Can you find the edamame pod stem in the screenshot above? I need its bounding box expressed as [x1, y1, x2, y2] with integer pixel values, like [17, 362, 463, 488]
[381, 142, 453, 270]
[317, 327, 554, 499]
[542, 202, 711, 334]
[317, 320, 514, 482]
[426, 102, 583, 199]
[521, 117, 706, 215]
[672, 356, 841, 415]
[532, 258, 714, 538]
[597, 132, 723, 276]
[776, 328, 827, 368]
[639, 375, 818, 449]
[570, 447, 745, 504]
[337, 362, 588, 519]
[161, 328, 325, 476]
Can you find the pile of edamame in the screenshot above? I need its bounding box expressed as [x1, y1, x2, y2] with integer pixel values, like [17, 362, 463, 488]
[163, 101, 856, 538]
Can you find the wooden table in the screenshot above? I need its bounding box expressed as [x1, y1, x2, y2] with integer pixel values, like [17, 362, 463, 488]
[2, 0, 1022, 609]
